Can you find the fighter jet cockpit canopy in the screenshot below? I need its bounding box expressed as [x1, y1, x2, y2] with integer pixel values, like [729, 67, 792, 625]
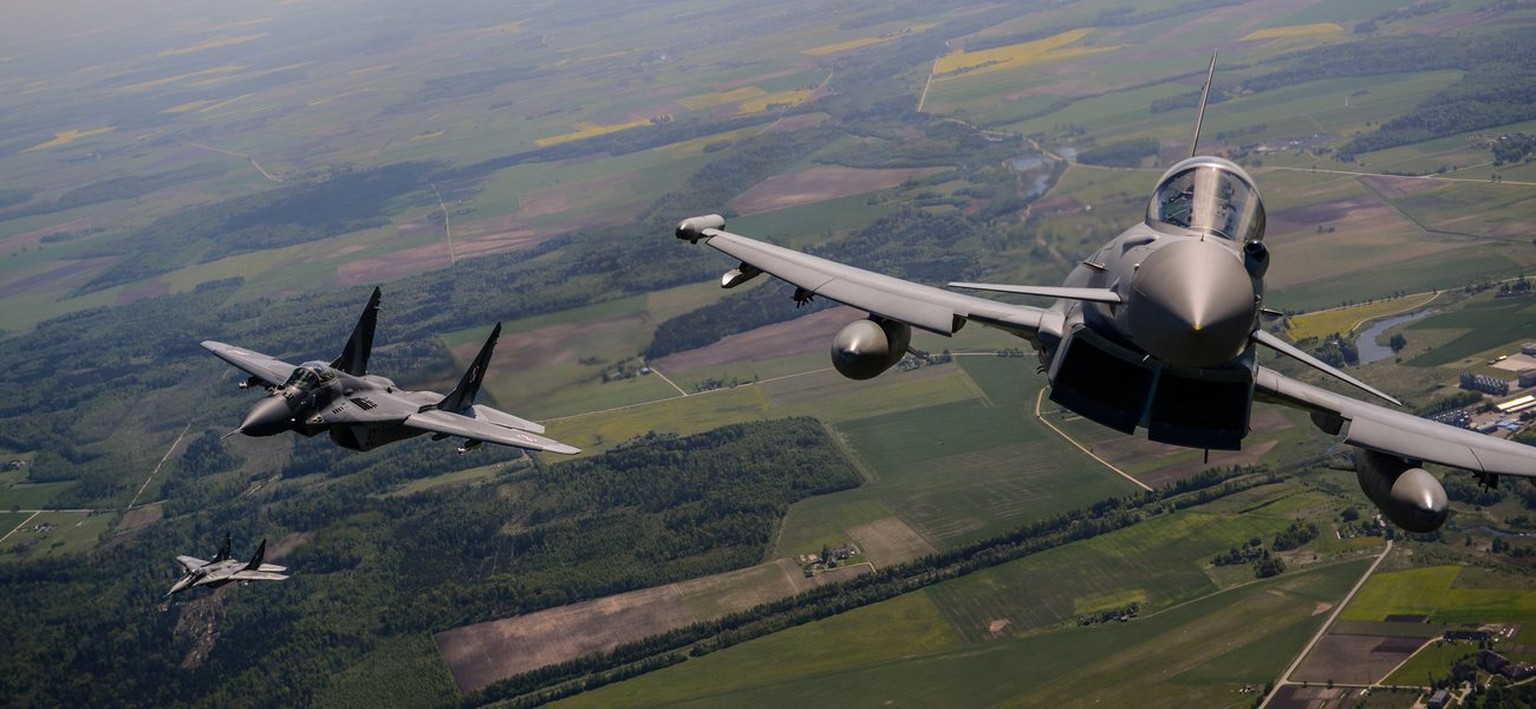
[1146, 157, 1266, 243]
[283, 362, 337, 393]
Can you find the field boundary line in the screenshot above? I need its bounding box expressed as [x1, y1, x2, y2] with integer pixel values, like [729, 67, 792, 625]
[128, 422, 191, 510]
[0, 510, 40, 545]
[1034, 388, 1152, 492]
[1261, 539, 1395, 708]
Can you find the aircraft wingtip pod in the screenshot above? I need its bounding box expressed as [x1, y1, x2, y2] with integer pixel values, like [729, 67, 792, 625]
[676, 214, 726, 242]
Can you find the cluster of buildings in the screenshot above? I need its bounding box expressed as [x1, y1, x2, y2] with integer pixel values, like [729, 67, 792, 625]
[1460, 371, 1510, 396]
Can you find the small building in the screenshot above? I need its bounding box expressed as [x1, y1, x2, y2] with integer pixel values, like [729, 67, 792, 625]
[1522, 369, 1536, 388]
[1444, 628, 1492, 642]
[1427, 689, 1450, 709]
[1463, 371, 1511, 396]
[1497, 394, 1536, 414]
[1523, 342, 1536, 356]
[1504, 662, 1536, 681]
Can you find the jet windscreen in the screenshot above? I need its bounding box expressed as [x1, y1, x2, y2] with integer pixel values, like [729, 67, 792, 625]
[283, 362, 335, 392]
[1146, 160, 1265, 242]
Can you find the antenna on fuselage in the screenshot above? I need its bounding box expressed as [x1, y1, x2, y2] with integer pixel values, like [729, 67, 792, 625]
[1189, 51, 1218, 158]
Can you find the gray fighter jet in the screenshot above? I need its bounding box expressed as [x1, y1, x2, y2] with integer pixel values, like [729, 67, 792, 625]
[202, 287, 579, 455]
[674, 55, 1536, 533]
[167, 533, 288, 596]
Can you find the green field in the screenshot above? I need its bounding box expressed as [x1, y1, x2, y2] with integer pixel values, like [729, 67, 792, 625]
[0, 476, 74, 510]
[1407, 297, 1536, 367]
[0, 511, 116, 559]
[924, 482, 1331, 643]
[1342, 565, 1536, 631]
[559, 557, 1370, 708]
[826, 357, 1136, 546]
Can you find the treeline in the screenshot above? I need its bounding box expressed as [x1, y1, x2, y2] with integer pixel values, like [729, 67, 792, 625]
[1076, 138, 1160, 167]
[0, 161, 227, 221]
[0, 418, 860, 707]
[470, 465, 1279, 706]
[1227, 33, 1536, 161]
[77, 161, 439, 292]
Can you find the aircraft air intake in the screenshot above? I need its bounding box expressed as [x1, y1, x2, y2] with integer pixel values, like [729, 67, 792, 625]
[1127, 239, 1256, 368]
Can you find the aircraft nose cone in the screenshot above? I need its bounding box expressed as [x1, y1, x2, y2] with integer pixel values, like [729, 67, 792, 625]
[1129, 239, 1256, 368]
[239, 396, 294, 437]
[168, 575, 194, 596]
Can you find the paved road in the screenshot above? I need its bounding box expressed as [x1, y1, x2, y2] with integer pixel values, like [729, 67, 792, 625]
[1260, 539, 1395, 708]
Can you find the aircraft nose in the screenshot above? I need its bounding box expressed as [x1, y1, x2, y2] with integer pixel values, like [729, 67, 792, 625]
[168, 575, 193, 596]
[238, 396, 295, 437]
[1129, 239, 1256, 368]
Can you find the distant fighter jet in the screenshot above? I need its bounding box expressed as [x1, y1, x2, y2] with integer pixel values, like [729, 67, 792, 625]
[202, 287, 579, 455]
[674, 54, 1536, 533]
[168, 533, 288, 596]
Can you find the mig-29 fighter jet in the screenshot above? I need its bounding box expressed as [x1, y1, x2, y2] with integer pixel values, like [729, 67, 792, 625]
[201, 287, 579, 455]
[673, 55, 1536, 533]
[167, 533, 288, 596]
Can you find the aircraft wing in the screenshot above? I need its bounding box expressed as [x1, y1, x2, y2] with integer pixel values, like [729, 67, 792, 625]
[229, 570, 289, 582]
[1255, 366, 1536, 477]
[404, 409, 580, 454]
[176, 555, 207, 572]
[201, 341, 296, 388]
[675, 215, 1057, 341]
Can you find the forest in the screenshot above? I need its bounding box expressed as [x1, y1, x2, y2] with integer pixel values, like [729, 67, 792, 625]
[0, 418, 858, 707]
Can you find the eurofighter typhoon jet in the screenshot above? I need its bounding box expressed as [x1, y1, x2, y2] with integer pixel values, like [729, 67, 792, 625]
[673, 55, 1536, 533]
[167, 533, 287, 596]
[202, 288, 579, 455]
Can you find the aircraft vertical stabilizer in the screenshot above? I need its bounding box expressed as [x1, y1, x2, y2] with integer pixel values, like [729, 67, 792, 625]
[331, 286, 382, 376]
[244, 539, 268, 571]
[438, 323, 500, 413]
[214, 532, 232, 562]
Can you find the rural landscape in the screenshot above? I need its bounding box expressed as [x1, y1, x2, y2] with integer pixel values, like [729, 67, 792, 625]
[4, 0, 1536, 706]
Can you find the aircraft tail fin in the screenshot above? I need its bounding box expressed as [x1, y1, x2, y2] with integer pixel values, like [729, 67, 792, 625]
[438, 323, 500, 413]
[214, 532, 233, 562]
[331, 287, 382, 376]
[1189, 50, 1218, 158]
[244, 539, 268, 571]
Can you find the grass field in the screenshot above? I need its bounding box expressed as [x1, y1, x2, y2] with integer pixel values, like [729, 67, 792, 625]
[557, 556, 1369, 708]
[0, 476, 74, 510]
[1381, 640, 1475, 686]
[923, 483, 1328, 643]
[1406, 297, 1536, 367]
[1342, 565, 1536, 630]
[828, 357, 1136, 545]
[0, 511, 115, 559]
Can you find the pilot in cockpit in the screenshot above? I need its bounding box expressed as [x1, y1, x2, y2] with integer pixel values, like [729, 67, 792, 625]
[1147, 160, 1265, 243]
[282, 362, 336, 397]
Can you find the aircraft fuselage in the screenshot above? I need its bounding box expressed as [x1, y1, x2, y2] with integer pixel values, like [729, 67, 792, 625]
[1032, 157, 1269, 450]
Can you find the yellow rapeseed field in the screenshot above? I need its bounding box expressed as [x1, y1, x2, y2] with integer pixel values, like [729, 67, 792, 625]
[802, 23, 939, 56]
[159, 33, 269, 58]
[933, 28, 1118, 79]
[1285, 291, 1440, 341]
[24, 127, 114, 153]
[1241, 23, 1345, 41]
[535, 118, 656, 147]
[739, 88, 814, 113]
[678, 87, 767, 111]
